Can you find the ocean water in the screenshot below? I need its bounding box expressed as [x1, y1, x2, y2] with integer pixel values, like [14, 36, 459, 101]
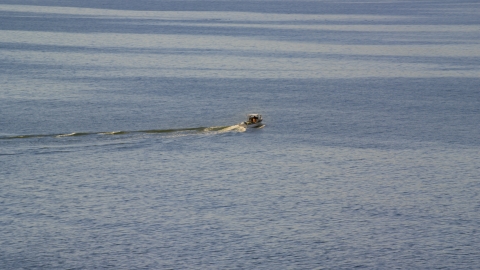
[1, 0, 480, 269]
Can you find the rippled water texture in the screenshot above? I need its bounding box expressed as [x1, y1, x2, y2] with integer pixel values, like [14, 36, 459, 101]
[1, 0, 480, 269]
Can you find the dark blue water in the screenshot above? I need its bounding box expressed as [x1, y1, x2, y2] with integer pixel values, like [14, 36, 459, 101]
[1, 1, 480, 269]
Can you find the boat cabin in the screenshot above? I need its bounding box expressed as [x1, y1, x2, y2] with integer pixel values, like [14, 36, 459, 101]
[247, 114, 262, 124]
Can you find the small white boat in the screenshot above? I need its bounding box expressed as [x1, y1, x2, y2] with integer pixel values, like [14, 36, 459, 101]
[240, 114, 264, 128]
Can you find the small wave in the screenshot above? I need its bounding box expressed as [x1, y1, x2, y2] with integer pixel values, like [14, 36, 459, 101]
[142, 127, 206, 134]
[99, 131, 128, 135]
[56, 132, 90, 138]
[1, 134, 47, 140]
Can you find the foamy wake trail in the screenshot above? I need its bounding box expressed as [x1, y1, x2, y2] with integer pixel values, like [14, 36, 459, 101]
[2, 125, 248, 141]
[202, 125, 245, 133]
[217, 124, 246, 133]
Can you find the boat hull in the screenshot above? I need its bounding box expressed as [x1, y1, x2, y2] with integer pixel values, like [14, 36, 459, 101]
[240, 121, 264, 129]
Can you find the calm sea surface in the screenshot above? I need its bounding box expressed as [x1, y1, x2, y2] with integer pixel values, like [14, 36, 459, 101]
[1, 0, 480, 269]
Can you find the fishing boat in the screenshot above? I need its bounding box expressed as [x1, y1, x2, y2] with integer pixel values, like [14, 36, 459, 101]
[240, 114, 264, 128]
